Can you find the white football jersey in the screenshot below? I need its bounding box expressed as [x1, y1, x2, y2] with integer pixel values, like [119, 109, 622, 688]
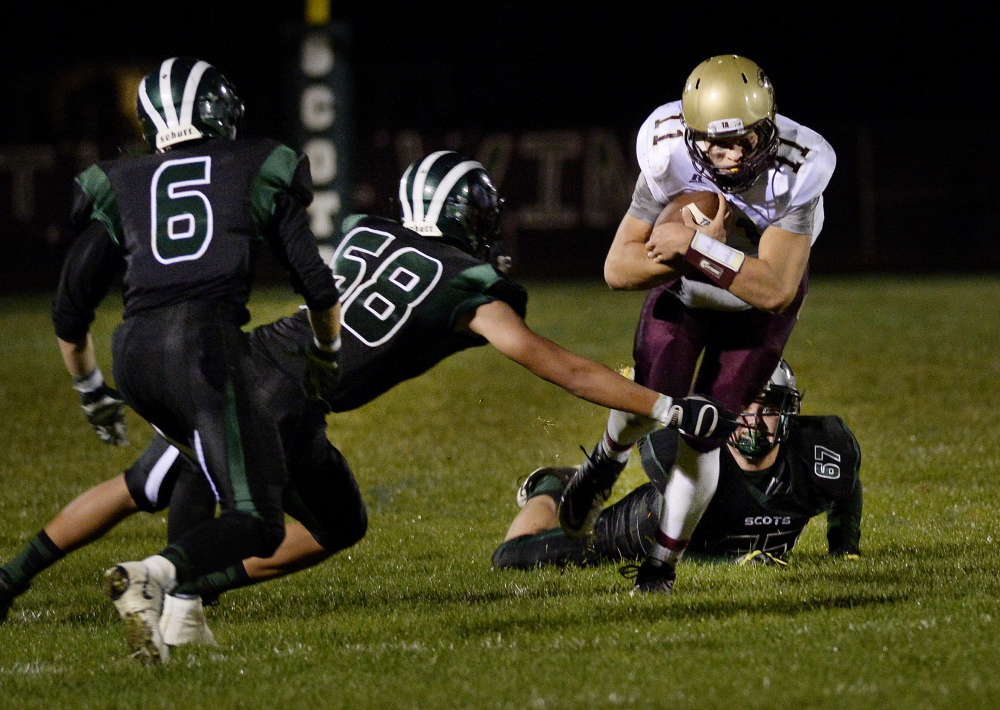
[635, 100, 837, 244]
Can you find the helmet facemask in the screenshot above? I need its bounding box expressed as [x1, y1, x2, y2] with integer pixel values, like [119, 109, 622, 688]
[681, 55, 780, 194]
[684, 119, 779, 194]
[730, 360, 802, 461]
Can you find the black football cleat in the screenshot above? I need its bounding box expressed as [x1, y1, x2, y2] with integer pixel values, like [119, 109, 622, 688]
[558, 447, 626, 539]
[0, 570, 26, 623]
[621, 557, 676, 595]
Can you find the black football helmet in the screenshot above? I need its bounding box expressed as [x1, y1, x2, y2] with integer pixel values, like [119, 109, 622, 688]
[136, 57, 244, 153]
[681, 55, 780, 194]
[398, 151, 503, 263]
[731, 359, 802, 460]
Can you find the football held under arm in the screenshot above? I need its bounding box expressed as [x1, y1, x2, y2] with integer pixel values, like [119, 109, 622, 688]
[604, 175, 692, 291]
[643, 214, 812, 314]
[604, 214, 682, 290]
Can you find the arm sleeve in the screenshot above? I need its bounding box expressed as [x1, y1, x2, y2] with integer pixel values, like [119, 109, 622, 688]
[267, 190, 340, 311]
[625, 174, 663, 225]
[51, 220, 124, 343]
[772, 195, 821, 235]
[826, 478, 863, 554]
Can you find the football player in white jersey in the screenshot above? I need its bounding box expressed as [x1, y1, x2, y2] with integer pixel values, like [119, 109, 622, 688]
[558, 55, 837, 595]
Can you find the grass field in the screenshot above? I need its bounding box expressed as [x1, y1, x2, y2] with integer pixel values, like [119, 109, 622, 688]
[1, 275, 999, 709]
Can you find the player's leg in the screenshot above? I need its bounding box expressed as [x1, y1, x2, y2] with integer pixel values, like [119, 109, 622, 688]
[183, 432, 367, 599]
[636, 442, 721, 592]
[559, 286, 705, 539]
[632, 282, 805, 594]
[160, 423, 367, 646]
[494, 467, 596, 569]
[0, 436, 183, 622]
[494, 468, 660, 569]
[155, 331, 288, 586]
[106, 309, 288, 663]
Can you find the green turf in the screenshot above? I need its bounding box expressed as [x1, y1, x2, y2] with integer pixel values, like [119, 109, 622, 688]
[1, 275, 999, 709]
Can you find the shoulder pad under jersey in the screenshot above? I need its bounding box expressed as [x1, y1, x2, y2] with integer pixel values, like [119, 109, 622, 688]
[251, 142, 312, 222]
[635, 100, 710, 204]
[451, 264, 528, 319]
[73, 163, 124, 245]
[770, 115, 836, 209]
[786, 415, 860, 499]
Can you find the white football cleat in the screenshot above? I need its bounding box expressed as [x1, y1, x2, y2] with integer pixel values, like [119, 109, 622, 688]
[103, 561, 170, 665]
[160, 593, 218, 647]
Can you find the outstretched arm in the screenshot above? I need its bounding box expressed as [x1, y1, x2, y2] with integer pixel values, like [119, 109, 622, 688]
[463, 300, 661, 415]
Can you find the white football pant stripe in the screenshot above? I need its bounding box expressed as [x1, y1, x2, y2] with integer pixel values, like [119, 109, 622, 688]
[144, 445, 181, 507]
[192, 431, 222, 502]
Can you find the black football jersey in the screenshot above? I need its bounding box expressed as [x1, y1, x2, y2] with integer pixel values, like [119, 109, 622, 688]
[249, 215, 528, 412]
[693, 415, 860, 556]
[640, 415, 862, 557]
[68, 137, 337, 324]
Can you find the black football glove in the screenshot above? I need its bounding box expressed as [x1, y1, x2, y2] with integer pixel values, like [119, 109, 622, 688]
[666, 395, 739, 439]
[288, 342, 341, 404]
[80, 384, 129, 446]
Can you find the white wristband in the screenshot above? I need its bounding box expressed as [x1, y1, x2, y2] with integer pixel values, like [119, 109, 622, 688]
[650, 394, 676, 426]
[72, 367, 105, 394]
[314, 335, 342, 353]
[683, 230, 746, 288]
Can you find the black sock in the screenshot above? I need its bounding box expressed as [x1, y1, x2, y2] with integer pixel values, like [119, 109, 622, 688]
[0, 530, 65, 590]
[174, 562, 253, 598]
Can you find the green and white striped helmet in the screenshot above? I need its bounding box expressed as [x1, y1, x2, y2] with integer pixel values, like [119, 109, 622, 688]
[398, 151, 503, 262]
[136, 57, 244, 152]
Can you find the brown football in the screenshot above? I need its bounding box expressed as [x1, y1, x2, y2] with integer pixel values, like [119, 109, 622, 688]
[654, 191, 724, 227]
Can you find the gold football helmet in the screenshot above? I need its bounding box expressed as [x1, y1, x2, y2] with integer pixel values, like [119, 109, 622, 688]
[681, 55, 780, 193]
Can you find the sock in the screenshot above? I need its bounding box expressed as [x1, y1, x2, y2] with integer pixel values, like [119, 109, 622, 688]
[596, 434, 631, 463]
[0, 531, 65, 590]
[524, 473, 567, 503]
[648, 529, 688, 566]
[174, 562, 252, 599]
[650, 445, 721, 566]
[602, 409, 660, 461]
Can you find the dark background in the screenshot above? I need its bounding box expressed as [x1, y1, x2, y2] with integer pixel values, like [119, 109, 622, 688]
[1, 3, 996, 291]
